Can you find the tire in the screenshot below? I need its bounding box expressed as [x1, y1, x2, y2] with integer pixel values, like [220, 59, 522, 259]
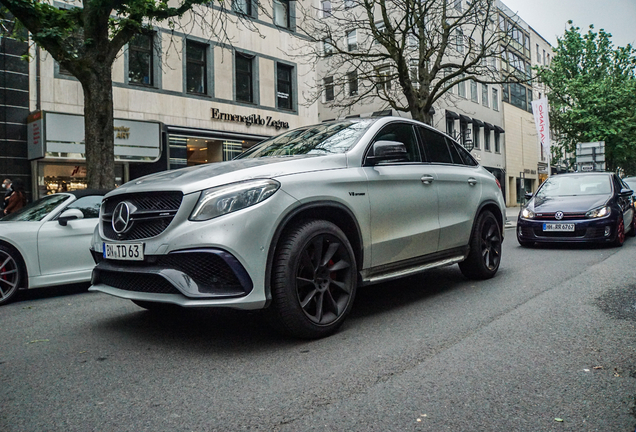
[0, 245, 24, 306]
[459, 210, 502, 280]
[628, 215, 636, 238]
[264, 220, 357, 339]
[613, 218, 625, 247]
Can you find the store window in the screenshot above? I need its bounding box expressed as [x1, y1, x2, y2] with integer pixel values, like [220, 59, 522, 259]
[128, 33, 154, 86]
[484, 129, 491, 151]
[186, 40, 207, 95]
[236, 53, 254, 103]
[37, 163, 124, 199]
[171, 136, 261, 168]
[494, 131, 501, 153]
[277, 63, 293, 110]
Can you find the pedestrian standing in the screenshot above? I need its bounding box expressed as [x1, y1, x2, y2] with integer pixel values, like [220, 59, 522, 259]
[4, 178, 26, 215]
[2, 178, 12, 211]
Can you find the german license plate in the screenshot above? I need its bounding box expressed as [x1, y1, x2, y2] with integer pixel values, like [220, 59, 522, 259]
[543, 223, 575, 232]
[103, 242, 144, 261]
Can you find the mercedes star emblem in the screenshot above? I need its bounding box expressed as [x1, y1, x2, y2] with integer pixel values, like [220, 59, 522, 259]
[555, 211, 564, 220]
[112, 202, 132, 234]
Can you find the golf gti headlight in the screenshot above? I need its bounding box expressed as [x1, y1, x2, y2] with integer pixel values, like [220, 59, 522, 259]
[585, 205, 611, 219]
[521, 208, 535, 219]
[190, 179, 280, 221]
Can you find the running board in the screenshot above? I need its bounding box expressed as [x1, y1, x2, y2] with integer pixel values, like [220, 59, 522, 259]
[360, 254, 466, 286]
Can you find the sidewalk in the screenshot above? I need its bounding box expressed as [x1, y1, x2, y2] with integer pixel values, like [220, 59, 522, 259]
[505, 206, 520, 229]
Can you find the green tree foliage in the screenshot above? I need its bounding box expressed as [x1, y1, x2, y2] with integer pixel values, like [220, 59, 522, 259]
[536, 23, 636, 173]
[0, 0, 212, 189]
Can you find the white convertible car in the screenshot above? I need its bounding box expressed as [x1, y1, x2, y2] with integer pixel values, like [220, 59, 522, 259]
[0, 189, 107, 305]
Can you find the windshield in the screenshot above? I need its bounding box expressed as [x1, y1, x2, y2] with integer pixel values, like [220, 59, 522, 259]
[236, 120, 375, 159]
[536, 175, 612, 198]
[1, 194, 70, 222]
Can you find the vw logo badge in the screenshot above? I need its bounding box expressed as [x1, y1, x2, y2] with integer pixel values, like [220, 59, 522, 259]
[112, 202, 132, 234]
[555, 211, 564, 220]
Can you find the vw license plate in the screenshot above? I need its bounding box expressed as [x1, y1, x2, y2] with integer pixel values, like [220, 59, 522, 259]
[543, 223, 575, 232]
[103, 243, 144, 261]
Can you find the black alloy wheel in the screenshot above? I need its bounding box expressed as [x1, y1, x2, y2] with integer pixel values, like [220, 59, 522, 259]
[0, 245, 23, 306]
[266, 219, 357, 339]
[459, 210, 502, 280]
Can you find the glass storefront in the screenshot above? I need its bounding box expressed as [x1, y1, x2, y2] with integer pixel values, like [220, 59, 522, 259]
[37, 162, 124, 198]
[169, 135, 262, 169]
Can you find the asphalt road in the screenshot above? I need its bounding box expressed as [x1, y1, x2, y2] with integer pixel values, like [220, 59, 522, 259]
[1, 233, 635, 432]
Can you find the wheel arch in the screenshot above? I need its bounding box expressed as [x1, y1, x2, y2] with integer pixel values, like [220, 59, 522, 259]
[0, 239, 29, 289]
[473, 201, 505, 239]
[264, 201, 364, 306]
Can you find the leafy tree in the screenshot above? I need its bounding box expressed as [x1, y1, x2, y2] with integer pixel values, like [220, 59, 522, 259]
[0, 0, 221, 189]
[298, 0, 525, 125]
[536, 23, 636, 173]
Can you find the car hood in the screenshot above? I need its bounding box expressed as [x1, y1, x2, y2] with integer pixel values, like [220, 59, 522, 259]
[528, 194, 610, 214]
[108, 154, 349, 197]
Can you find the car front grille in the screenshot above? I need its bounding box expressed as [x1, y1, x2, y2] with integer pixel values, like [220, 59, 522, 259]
[534, 212, 587, 220]
[93, 250, 252, 298]
[101, 192, 183, 241]
[97, 270, 181, 294]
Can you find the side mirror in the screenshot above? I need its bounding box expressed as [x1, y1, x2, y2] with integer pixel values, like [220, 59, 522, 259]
[524, 192, 533, 200]
[58, 208, 84, 226]
[365, 140, 409, 165]
[620, 188, 633, 197]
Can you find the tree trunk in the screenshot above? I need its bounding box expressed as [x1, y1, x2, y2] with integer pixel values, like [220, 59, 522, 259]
[82, 64, 115, 190]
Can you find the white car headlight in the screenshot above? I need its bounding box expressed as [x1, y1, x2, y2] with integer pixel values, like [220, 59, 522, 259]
[585, 205, 611, 219]
[190, 179, 280, 221]
[521, 208, 535, 219]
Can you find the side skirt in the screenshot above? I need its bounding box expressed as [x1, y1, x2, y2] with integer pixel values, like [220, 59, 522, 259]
[359, 247, 469, 286]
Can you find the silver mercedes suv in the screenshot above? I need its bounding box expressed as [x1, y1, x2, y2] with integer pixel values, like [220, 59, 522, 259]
[90, 117, 505, 338]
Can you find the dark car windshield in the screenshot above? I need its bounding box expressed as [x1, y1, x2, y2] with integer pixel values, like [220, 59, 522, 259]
[236, 120, 375, 159]
[537, 175, 612, 198]
[1, 194, 70, 222]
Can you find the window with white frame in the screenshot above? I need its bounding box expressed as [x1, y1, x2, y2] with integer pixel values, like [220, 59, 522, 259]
[376, 66, 391, 92]
[470, 80, 478, 102]
[347, 71, 358, 96]
[347, 29, 357, 51]
[484, 128, 491, 151]
[481, 83, 489, 107]
[453, 0, 462, 12]
[374, 22, 386, 45]
[324, 76, 334, 101]
[492, 87, 499, 111]
[345, 0, 355, 8]
[536, 44, 540, 63]
[321, 0, 332, 17]
[323, 38, 335, 56]
[457, 75, 466, 98]
[456, 29, 464, 53]
[410, 58, 419, 87]
[473, 124, 480, 149]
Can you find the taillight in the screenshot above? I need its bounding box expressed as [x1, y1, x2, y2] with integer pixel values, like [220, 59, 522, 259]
[495, 178, 502, 190]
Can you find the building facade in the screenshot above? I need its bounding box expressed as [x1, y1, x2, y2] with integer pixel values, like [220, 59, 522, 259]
[22, 1, 318, 199]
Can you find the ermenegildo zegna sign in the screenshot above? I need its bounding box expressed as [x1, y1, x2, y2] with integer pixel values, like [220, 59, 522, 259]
[211, 108, 290, 130]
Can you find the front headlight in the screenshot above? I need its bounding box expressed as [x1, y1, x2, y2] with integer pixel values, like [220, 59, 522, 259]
[521, 208, 535, 219]
[585, 205, 611, 219]
[190, 179, 280, 221]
